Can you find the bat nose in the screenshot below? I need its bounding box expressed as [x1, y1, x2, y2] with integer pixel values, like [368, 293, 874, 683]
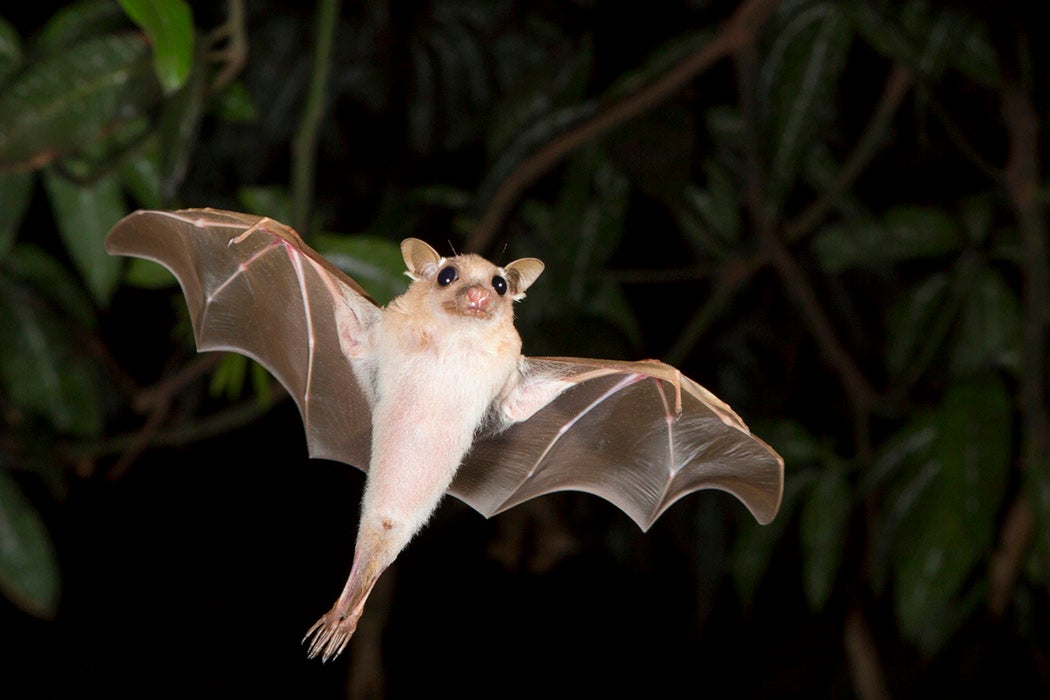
[464, 285, 492, 312]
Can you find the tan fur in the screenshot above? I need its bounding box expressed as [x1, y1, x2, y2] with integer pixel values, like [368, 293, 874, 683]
[304, 243, 543, 659]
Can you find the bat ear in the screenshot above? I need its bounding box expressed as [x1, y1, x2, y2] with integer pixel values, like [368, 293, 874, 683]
[504, 258, 544, 295]
[401, 238, 443, 279]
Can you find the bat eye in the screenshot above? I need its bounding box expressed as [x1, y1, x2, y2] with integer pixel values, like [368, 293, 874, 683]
[437, 266, 458, 286]
[492, 275, 507, 296]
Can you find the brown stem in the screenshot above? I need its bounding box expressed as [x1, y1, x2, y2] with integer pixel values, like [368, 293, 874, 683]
[997, 81, 1049, 612]
[784, 63, 913, 243]
[134, 354, 221, 413]
[68, 393, 284, 465]
[664, 258, 757, 367]
[844, 605, 891, 700]
[989, 494, 1036, 617]
[467, 0, 783, 251]
[763, 231, 878, 413]
[206, 0, 248, 93]
[89, 354, 236, 479]
[1004, 87, 1049, 463]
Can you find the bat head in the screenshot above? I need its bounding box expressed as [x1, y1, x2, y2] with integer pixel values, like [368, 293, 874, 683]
[400, 238, 544, 321]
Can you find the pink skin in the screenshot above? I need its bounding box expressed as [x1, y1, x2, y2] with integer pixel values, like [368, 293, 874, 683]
[301, 543, 382, 661]
[464, 285, 491, 314]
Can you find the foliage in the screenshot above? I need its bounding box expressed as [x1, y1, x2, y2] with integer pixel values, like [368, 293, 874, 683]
[1, 0, 1048, 696]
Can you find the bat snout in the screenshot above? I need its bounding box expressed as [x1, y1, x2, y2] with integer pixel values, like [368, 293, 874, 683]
[463, 285, 493, 315]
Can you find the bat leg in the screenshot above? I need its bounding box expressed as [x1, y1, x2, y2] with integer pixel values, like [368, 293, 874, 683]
[302, 549, 385, 663]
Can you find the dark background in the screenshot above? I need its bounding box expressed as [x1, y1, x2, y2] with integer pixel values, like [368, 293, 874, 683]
[1, 1, 1049, 697]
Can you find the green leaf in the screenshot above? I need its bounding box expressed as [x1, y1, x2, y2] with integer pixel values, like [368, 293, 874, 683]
[868, 413, 939, 593]
[946, 15, 999, 87]
[801, 144, 866, 222]
[0, 276, 104, 437]
[5, 244, 97, 327]
[31, 0, 129, 55]
[756, 419, 826, 468]
[677, 160, 741, 258]
[42, 168, 126, 305]
[207, 80, 258, 123]
[314, 234, 409, 306]
[760, 0, 853, 213]
[813, 206, 962, 274]
[891, 375, 1012, 653]
[119, 139, 163, 208]
[1024, 458, 1050, 582]
[847, 2, 983, 83]
[155, 45, 205, 198]
[0, 33, 158, 169]
[0, 170, 34, 256]
[884, 272, 952, 380]
[959, 193, 994, 245]
[123, 257, 175, 288]
[0, 15, 22, 86]
[486, 38, 591, 159]
[606, 29, 713, 102]
[731, 469, 815, 605]
[862, 410, 937, 497]
[950, 266, 1021, 375]
[237, 185, 293, 224]
[118, 0, 194, 93]
[0, 470, 60, 619]
[515, 148, 638, 346]
[906, 3, 967, 82]
[843, 1, 917, 65]
[800, 464, 851, 610]
[210, 352, 248, 400]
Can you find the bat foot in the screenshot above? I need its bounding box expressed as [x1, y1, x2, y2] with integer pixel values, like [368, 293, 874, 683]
[302, 607, 361, 662]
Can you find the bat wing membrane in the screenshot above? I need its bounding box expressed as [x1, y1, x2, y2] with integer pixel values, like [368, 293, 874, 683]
[108, 211, 782, 529]
[451, 357, 784, 529]
[106, 208, 379, 470]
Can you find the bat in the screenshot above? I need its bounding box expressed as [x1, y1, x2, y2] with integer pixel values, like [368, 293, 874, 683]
[105, 208, 784, 662]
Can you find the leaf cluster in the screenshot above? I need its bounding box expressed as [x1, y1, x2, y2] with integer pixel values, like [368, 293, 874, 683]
[1, 0, 1048, 695]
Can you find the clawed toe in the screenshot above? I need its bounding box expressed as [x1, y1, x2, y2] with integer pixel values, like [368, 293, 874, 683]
[303, 609, 359, 662]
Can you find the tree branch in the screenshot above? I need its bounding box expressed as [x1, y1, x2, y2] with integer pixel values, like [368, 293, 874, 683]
[762, 231, 878, 414]
[784, 63, 913, 243]
[845, 604, 891, 700]
[996, 80, 1049, 612]
[292, 0, 343, 234]
[467, 0, 783, 251]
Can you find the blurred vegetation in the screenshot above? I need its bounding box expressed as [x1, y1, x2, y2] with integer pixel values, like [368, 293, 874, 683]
[1, 0, 1048, 696]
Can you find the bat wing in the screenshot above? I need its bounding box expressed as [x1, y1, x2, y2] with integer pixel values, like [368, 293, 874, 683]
[450, 357, 784, 530]
[106, 208, 380, 469]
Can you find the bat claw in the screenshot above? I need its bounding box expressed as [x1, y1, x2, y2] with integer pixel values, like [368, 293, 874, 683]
[302, 607, 360, 662]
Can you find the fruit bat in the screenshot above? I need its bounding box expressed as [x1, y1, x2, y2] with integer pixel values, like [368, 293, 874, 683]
[105, 208, 784, 662]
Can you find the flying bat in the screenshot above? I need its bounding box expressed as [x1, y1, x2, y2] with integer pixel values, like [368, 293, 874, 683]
[105, 208, 784, 662]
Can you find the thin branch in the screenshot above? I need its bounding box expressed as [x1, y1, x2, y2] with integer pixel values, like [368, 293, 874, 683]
[664, 258, 757, 367]
[925, 92, 1002, 181]
[844, 605, 892, 700]
[602, 262, 717, 285]
[292, 0, 343, 234]
[467, 0, 783, 251]
[989, 494, 1036, 617]
[1004, 85, 1049, 468]
[206, 0, 248, 93]
[104, 354, 224, 479]
[784, 63, 913, 243]
[997, 79, 1049, 613]
[67, 393, 286, 466]
[762, 231, 878, 413]
[134, 354, 221, 413]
